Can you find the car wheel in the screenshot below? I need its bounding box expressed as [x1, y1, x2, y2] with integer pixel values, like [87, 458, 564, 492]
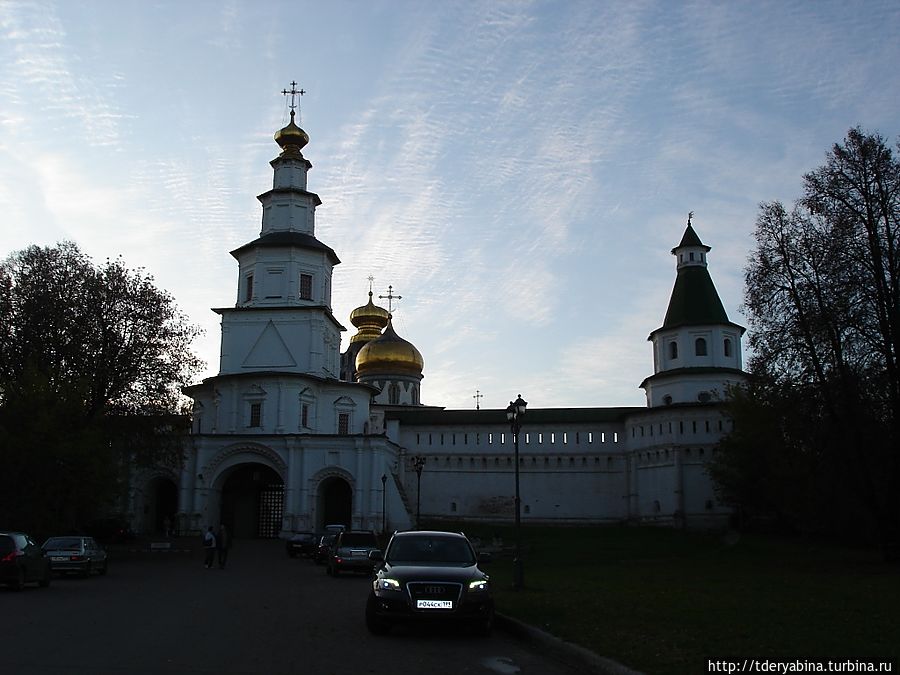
[99, 560, 108, 576]
[365, 596, 391, 635]
[39, 567, 51, 588]
[83, 562, 92, 578]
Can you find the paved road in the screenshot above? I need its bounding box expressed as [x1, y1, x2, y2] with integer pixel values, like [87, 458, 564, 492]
[1, 539, 591, 675]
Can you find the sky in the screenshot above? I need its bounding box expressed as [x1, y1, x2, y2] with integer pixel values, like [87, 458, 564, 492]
[2, 0, 899, 411]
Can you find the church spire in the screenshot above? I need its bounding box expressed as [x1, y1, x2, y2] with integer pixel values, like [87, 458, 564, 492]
[663, 215, 726, 328]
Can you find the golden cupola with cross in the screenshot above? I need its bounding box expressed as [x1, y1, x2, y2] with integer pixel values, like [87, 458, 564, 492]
[349, 291, 390, 344]
[351, 284, 424, 406]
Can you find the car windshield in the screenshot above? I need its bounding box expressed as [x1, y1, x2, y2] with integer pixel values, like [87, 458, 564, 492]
[43, 537, 83, 550]
[387, 536, 475, 565]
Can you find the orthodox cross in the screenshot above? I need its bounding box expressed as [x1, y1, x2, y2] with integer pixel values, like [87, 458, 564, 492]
[367, 275, 375, 294]
[378, 285, 402, 313]
[687, 211, 694, 227]
[281, 81, 306, 111]
[473, 390, 483, 410]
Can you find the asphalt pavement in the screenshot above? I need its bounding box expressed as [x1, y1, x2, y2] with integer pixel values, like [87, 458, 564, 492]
[0, 537, 634, 675]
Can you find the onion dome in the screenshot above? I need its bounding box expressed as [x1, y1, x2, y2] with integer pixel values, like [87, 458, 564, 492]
[356, 318, 424, 377]
[274, 110, 309, 153]
[349, 292, 390, 344]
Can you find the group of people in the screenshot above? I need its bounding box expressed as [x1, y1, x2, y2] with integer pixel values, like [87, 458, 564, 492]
[203, 524, 231, 569]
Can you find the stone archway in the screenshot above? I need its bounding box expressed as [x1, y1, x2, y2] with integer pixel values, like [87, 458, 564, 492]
[318, 476, 352, 530]
[219, 463, 284, 538]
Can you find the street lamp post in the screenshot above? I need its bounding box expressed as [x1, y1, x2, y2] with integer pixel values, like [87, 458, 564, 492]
[506, 394, 528, 589]
[413, 456, 426, 529]
[381, 474, 387, 536]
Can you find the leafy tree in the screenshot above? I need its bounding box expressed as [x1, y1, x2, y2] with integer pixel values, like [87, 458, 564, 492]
[711, 129, 900, 559]
[0, 242, 202, 535]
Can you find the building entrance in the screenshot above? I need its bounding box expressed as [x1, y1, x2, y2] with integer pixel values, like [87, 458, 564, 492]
[220, 464, 284, 538]
[319, 477, 352, 529]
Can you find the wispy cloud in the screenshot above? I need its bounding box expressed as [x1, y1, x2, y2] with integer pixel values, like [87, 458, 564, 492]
[2, 0, 898, 406]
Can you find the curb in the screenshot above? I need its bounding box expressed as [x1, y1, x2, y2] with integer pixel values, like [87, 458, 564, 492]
[495, 613, 644, 675]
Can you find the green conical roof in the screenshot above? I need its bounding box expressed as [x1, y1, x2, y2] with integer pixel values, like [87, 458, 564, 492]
[671, 223, 710, 253]
[661, 266, 729, 328]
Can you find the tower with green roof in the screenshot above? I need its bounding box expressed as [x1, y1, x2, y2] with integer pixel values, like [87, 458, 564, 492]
[640, 218, 746, 408]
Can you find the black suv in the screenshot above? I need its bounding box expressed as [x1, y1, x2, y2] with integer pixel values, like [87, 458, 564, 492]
[366, 530, 493, 635]
[327, 530, 379, 576]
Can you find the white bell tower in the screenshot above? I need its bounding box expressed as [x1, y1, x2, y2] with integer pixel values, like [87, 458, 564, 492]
[215, 83, 345, 378]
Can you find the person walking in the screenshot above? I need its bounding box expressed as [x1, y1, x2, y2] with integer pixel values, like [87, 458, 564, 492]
[216, 524, 231, 569]
[203, 526, 217, 569]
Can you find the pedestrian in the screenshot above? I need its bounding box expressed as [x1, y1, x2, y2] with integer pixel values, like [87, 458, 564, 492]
[203, 526, 216, 569]
[216, 524, 231, 569]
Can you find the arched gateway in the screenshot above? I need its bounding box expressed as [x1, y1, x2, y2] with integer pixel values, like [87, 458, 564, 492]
[218, 463, 284, 538]
[318, 476, 352, 529]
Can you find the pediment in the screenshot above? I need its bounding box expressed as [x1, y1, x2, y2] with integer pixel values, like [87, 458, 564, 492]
[243, 321, 297, 368]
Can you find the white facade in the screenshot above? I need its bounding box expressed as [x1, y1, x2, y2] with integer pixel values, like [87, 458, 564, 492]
[132, 110, 746, 538]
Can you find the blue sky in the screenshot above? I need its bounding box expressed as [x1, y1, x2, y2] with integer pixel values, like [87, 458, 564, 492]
[2, 0, 899, 410]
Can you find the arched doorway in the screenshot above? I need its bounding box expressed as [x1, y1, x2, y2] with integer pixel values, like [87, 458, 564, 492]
[147, 477, 178, 535]
[319, 477, 352, 529]
[220, 463, 284, 538]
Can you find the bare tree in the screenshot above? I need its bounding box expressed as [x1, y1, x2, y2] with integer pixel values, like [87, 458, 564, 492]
[714, 129, 900, 560]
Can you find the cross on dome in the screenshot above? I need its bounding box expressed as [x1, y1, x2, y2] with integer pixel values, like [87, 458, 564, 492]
[378, 285, 403, 313]
[281, 81, 306, 112]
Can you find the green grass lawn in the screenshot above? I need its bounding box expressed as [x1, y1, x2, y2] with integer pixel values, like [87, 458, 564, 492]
[448, 524, 898, 675]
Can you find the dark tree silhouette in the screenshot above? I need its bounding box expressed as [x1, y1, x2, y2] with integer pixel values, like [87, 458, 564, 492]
[0, 242, 202, 534]
[710, 129, 900, 560]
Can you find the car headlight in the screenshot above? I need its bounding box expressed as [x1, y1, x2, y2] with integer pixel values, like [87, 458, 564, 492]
[373, 578, 401, 592]
[468, 579, 489, 592]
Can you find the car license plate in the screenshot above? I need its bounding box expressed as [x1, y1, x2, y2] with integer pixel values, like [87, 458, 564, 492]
[51, 556, 67, 562]
[417, 600, 453, 609]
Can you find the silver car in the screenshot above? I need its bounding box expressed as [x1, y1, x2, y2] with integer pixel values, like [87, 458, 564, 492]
[42, 536, 108, 577]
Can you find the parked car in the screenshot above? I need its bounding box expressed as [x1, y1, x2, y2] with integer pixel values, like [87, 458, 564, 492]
[366, 530, 493, 635]
[314, 534, 337, 565]
[285, 531, 317, 558]
[327, 530, 380, 577]
[42, 536, 108, 577]
[0, 531, 52, 591]
[83, 518, 135, 544]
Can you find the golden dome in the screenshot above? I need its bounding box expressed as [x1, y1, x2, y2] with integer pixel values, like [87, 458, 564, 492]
[356, 319, 424, 377]
[274, 110, 309, 152]
[349, 292, 390, 344]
